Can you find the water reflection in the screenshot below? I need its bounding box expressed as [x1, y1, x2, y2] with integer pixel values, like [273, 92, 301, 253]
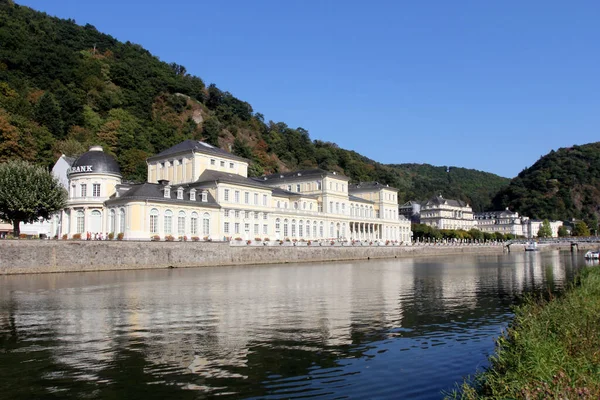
[0, 251, 584, 399]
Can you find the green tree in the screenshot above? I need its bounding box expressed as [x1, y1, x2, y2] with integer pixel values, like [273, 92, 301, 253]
[572, 221, 590, 237]
[0, 160, 67, 236]
[34, 92, 64, 138]
[537, 219, 552, 238]
[557, 225, 569, 237]
[468, 228, 484, 241]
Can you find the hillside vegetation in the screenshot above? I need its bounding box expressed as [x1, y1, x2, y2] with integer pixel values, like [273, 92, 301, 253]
[0, 1, 508, 211]
[493, 143, 600, 225]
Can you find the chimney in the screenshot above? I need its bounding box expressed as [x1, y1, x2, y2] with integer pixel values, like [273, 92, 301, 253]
[158, 179, 170, 186]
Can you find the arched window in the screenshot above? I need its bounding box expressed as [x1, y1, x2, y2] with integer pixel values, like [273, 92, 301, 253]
[319, 221, 324, 238]
[178, 211, 186, 235]
[336, 202, 339, 214]
[306, 220, 310, 238]
[342, 223, 346, 238]
[119, 208, 125, 233]
[150, 208, 159, 234]
[313, 221, 317, 238]
[109, 209, 115, 233]
[350, 205, 354, 217]
[202, 213, 210, 236]
[275, 218, 281, 232]
[164, 210, 173, 234]
[283, 219, 289, 238]
[291, 219, 296, 237]
[76, 210, 85, 233]
[90, 210, 101, 233]
[299, 220, 303, 237]
[190, 212, 198, 235]
[330, 222, 334, 238]
[294, 202, 298, 210]
[309, 203, 313, 210]
[277, 201, 281, 208]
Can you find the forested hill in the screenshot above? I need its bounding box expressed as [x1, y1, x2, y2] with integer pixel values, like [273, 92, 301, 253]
[492, 142, 600, 224]
[0, 1, 508, 211]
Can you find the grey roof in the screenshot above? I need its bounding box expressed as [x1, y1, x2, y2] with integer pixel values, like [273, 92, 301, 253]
[349, 181, 398, 192]
[69, 147, 121, 176]
[348, 194, 374, 204]
[148, 140, 249, 162]
[106, 182, 219, 208]
[400, 200, 423, 207]
[270, 187, 318, 199]
[63, 156, 76, 166]
[475, 210, 519, 219]
[258, 169, 350, 184]
[197, 169, 270, 189]
[425, 195, 469, 208]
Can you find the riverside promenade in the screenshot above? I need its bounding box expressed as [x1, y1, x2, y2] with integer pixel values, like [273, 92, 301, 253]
[1, 239, 597, 275]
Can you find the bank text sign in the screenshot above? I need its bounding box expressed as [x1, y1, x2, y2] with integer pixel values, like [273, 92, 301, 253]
[67, 165, 93, 174]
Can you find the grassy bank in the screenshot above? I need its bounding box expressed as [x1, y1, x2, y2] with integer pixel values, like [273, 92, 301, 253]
[450, 266, 600, 399]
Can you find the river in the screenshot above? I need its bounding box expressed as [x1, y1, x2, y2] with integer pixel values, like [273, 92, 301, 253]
[0, 250, 590, 399]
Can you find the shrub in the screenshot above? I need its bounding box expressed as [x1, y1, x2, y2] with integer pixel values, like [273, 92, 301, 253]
[72, 233, 81, 240]
[330, 240, 335, 246]
[19, 233, 27, 239]
[255, 237, 262, 241]
[285, 238, 291, 242]
[117, 232, 124, 241]
[203, 236, 210, 241]
[307, 240, 312, 246]
[183, 235, 188, 242]
[108, 232, 114, 240]
[263, 237, 270, 241]
[165, 235, 175, 242]
[235, 237, 243, 241]
[191, 236, 200, 242]
[246, 240, 252, 245]
[151, 235, 160, 241]
[62, 234, 68, 240]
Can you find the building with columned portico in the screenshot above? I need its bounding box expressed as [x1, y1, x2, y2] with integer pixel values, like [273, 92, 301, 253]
[60, 140, 412, 243]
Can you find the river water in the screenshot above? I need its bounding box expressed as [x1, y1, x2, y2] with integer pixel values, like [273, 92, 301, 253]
[0, 250, 590, 399]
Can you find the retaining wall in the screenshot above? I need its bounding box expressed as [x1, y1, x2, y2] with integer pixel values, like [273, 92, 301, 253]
[0, 240, 517, 275]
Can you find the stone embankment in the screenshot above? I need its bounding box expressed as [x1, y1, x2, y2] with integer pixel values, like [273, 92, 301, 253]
[0, 240, 596, 275]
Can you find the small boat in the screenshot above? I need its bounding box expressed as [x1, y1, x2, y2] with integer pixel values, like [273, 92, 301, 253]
[584, 251, 600, 260]
[525, 242, 539, 252]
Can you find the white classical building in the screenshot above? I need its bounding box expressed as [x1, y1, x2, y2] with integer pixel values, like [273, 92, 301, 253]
[60, 140, 412, 242]
[474, 208, 528, 237]
[420, 194, 475, 230]
[525, 219, 563, 238]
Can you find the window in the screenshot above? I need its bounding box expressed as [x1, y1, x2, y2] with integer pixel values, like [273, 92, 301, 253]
[202, 191, 208, 202]
[177, 187, 183, 200]
[342, 203, 346, 214]
[263, 224, 268, 234]
[76, 210, 85, 233]
[164, 186, 170, 198]
[109, 209, 115, 233]
[80, 184, 87, 197]
[224, 210, 230, 218]
[220, 161, 225, 167]
[303, 202, 306, 210]
[202, 213, 210, 235]
[150, 209, 159, 234]
[277, 201, 281, 208]
[319, 222, 324, 238]
[306, 221, 310, 238]
[254, 224, 259, 235]
[119, 208, 125, 233]
[254, 212, 259, 219]
[92, 183, 100, 197]
[313, 221, 317, 238]
[296, 184, 301, 192]
[263, 212, 268, 220]
[235, 191, 240, 203]
[178, 211, 186, 235]
[244, 223, 250, 232]
[234, 223, 240, 234]
[336, 183, 339, 191]
[164, 210, 173, 234]
[317, 181, 322, 190]
[224, 189, 230, 201]
[262, 194, 267, 206]
[244, 192, 249, 204]
[190, 189, 196, 201]
[235, 210, 240, 218]
[336, 202, 339, 214]
[230, 162, 234, 169]
[245, 211, 250, 219]
[294, 202, 298, 210]
[330, 222, 334, 238]
[275, 218, 281, 232]
[224, 222, 230, 234]
[287, 185, 292, 191]
[291, 220, 296, 236]
[254, 193, 258, 205]
[299, 220, 303, 237]
[283, 219, 289, 237]
[310, 203, 313, 210]
[191, 212, 198, 235]
[329, 202, 333, 212]
[211, 159, 215, 165]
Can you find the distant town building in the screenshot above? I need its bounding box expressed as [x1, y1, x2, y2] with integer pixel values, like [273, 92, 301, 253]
[399, 200, 422, 223]
[474, 208, 528, 237]
[525, 219, 563, 238]
[420, 194, 475, 230]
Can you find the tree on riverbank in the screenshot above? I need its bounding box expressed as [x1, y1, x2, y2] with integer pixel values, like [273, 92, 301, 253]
[0, 160, 67, 236]
[537, 219, 552, 238]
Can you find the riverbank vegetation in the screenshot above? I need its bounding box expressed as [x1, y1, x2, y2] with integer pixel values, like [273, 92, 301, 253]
[411, 224, 517, 242]
[449, 266, 600, 399]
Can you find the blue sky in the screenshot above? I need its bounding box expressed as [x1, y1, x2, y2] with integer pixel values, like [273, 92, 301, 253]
[17, 0, 600, 178]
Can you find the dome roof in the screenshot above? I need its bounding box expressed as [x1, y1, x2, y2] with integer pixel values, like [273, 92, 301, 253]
[69, 146, 121, 176]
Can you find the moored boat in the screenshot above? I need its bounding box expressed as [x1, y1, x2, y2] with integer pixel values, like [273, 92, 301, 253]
[584, 251, 600, 260]
[525, 242, 538, 252]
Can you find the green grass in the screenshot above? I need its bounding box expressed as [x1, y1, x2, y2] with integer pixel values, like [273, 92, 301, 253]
[448, 266, 600, 399]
